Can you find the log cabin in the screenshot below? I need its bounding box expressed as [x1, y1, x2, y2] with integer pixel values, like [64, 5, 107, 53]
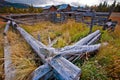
[43, 5, 57, 13]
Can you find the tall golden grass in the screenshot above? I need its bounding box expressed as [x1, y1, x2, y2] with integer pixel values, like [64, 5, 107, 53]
[7, 31, 37, 80]
[0, 25, 4, 79]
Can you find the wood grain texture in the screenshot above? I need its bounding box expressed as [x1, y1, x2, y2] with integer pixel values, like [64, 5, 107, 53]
[3, 20, 11, 35]
[4, 36, 15, 80]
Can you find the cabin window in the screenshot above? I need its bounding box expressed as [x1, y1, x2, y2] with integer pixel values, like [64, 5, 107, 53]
[57, 13, 61, 18]
[69, 14, 72, 17]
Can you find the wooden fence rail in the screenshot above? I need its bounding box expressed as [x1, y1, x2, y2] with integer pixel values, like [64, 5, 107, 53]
[11, 21, 81, 80]
[4, 21, 15, 80]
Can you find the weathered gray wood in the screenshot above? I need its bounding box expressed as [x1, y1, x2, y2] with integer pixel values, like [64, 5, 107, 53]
[87, 33, 101, 45]
[12, 22, 48, 62]
[59, 30, 101, 61]
[74, 30, 100, 46]
[3, 21, 11, 35]
[49, 56, 81, 80]
[58, 44, 101, 56]
[31, 63, 52, 80]
[60, 30, 100, 52]
[12, 21, 81, 80]
[4, 36, 15, 80]
[48, 37, 58, 47]
[48, 36, 52, 45]
[41, 71, 54, 80]
[0, 15, 30, 25]
[37, 34, 41, 41]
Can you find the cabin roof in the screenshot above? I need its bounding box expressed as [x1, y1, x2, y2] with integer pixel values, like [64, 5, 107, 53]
[71, 7, 78, 11]
[58, 4, 70, 10]
[43, 5, 57, 10]
[43, 6, 51, 9]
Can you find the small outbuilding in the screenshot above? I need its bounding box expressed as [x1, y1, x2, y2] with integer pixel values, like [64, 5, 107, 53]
[43, 5, 57, 13]
[58, 4, 71, 12]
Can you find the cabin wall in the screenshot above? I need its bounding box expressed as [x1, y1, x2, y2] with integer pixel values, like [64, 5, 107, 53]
[49, 7, 57, 12]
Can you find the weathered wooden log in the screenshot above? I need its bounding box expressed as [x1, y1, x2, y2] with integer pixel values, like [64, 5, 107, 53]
[12, 21, 81, 80]
[12, 21, 48, 63]
[48, 37, 58, 47]
[58, 44, 101, 56]
[3, 21, 11, 35]
[0, 15, 30, 25]
[70, 32, 101, 61]
[87, 33, 101, 45]
[59, 30, 101, 61]
[49, 56, 81, 80]
[31, 56, 81, 80]
[31, 63, 52, 80]
[4, 36, 15, 80]
[60, 30, 100, 52]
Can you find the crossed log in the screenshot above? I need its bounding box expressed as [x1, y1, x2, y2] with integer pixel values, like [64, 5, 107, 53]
[4, 21, 102, 80]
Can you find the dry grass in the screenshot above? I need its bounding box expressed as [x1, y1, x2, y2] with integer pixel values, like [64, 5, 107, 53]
[0, 20, 37, 80]
[22, 19, 89, 48]
[77, 21, 120, 79]
[0, 22, 5, 79]
[7, 31, 37, 80]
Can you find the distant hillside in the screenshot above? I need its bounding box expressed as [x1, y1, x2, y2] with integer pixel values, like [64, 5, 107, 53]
[0, 0, 29, 8]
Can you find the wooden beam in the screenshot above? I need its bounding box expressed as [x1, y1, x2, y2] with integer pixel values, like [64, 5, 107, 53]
[4, 36, 15, 80]
[11, 21, 81, 80]
[58, 44, 101, 56]
[87, 33, 101, 45]
[60, 30, 100, 52]
[0, 15, 30, 25]
[3, 21, 11, 35]
[30, 63, 52, 80]
[12, 22, 48, 63]
[49, 56, 81, 80]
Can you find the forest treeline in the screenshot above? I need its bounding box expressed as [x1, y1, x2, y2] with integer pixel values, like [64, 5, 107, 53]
[0, 6, 43, 13]
[93, 1, 120, 12]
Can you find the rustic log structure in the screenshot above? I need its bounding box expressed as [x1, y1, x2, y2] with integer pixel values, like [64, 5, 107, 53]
[43, 5, 57, 13]
[4, 22, 15, 80]
[10, 21, 103, 80]
[3, 20, 11, 35]
[12, 21, 81, 80]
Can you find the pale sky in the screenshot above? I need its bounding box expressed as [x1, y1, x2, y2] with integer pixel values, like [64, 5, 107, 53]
[5, 0, 120, 7]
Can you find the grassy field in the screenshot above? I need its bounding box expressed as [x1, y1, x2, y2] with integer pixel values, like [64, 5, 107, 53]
[0, 13, 120, 80]
[0, 21, 5, 79]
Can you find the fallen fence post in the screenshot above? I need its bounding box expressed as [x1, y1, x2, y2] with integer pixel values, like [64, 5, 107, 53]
[11, 21, 81, 80]
[3, 21, 11, 35]
[60, 30, 100, 51]
[58, 44, 101, 56]
[4, 36, 15, 80]
[4, 21, 15, 80]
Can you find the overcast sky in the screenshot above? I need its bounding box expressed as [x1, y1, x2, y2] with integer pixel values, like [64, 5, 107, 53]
[5, 0, 120, 7]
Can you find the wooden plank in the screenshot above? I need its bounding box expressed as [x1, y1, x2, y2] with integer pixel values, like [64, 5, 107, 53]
[12, 22, 48, 62]
[12, 21, 81, 80]
[87, 33, 101, 45]
[3, 21, 11, 35]
[4, 36, 15, 80]
[49, 56, 81, 80]
[0, 15, 30, 25]
[58, 44, 101, 56]
[30, 63, 52, 80]
[41, 71, 54, 80]
[95, 12, 109, 16]
[60, 30, 100, 52]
